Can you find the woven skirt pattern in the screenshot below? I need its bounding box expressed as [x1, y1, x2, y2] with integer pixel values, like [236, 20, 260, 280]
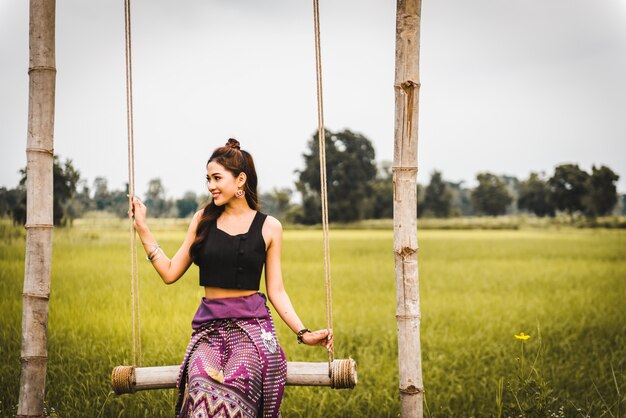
[178, 322, 262, 417]
[175, 294, 287, 418]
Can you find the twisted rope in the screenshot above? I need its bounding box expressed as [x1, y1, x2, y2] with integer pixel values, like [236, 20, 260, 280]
[124, 0, 141, 367]
[111, 365, 135, 394]
[330, 359, 358, 389]
[312, 0, 334, 368]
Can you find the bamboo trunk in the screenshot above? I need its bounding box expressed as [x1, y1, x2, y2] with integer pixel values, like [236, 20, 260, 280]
[18, 1, 56, 417]
[111, 360, 357, 394]
[393, 0, 424, 417]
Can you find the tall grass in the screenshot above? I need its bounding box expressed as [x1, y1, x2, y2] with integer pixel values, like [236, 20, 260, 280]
[0, 219, 624, 417]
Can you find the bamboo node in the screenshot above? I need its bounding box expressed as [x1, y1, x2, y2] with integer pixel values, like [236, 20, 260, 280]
[22, 292, 50, 301]
[24, 224, 54, 230]
[399, 384, 423, 395]
[395, 314, 420, 320]
[28, 66, 57, 74]
[111, 365, 135, 395]
[330, 358, 357, 389]
[400, 80, 421, 91]
[396, 246, 416, 257]
[25, 147, 55, 155]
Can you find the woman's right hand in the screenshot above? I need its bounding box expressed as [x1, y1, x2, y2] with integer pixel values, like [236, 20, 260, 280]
[301, 328, 334, 352]
[127, 194, 148, 231]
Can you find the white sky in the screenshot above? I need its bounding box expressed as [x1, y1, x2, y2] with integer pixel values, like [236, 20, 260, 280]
[1, 0, 625, 199]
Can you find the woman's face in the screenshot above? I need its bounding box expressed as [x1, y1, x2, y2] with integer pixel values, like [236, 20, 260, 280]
[206, 161, 243, 206]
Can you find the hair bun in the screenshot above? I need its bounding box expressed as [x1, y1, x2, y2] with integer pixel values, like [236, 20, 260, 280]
[226, 138, 241, 150]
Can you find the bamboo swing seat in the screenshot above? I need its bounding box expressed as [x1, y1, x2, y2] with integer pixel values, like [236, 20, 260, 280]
[111, 360, 357, 395]
[111, 0, 357, 397]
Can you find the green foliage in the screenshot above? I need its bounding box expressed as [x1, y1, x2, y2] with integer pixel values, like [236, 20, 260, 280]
[259, 188, 297, 223]
[144, 178, 173, 218]
[500, 330, 561, 416]
[92, 177, 111, 211]
[92, 177, 135, 218]
[584, 165, 619, 217]
[12, 156, 81, 226]
[518, 172, 555, 217]
[175, 191, 198, 218]
[368, 161, 394, 219]
[445, 182, 473, 217]
[52, 157, 81, 226]
[548, 164, 589, 215]
[471, 172, 513, 216]
[422, 170, 452, 218]
[0, 186, 25, 225]
[1, 221, 624, 417]
[295, 129, 377, 224]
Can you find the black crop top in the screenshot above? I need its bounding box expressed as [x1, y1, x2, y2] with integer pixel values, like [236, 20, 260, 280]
[197, 211, 268, 290]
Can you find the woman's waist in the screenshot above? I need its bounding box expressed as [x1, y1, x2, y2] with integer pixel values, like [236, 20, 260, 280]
[192, 291, 269, 329]
[204, 287, 258, 300]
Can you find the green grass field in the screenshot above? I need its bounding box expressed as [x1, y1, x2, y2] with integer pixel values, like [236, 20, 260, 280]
[1, 219, 624, 417]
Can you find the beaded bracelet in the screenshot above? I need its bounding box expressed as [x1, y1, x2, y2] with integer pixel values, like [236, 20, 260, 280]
[297, 328, 310, 344]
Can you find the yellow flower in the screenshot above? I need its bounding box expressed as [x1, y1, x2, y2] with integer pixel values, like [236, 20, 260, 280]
[514, 332, 530, 340]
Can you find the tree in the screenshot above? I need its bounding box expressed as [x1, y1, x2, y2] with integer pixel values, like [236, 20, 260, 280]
[52, 157, 80, 225]
[144, 178, 172, 218]
[500, 175, 521, 214]
[109, 187, 131, 218]
[584, 165, 619, 217]
[295, 129, 377, 224]
[0, 186, 26, 224]
[18, 156, 81, 226]
[260, 188, 294, 221]
[422, 170, 452, 217]
[471, 172, 513, 216]
[176, 191, 198, 218]
[73, 179, 93, 213]
[93, 177, 111, 210]
[368, 161, 394, 219]
[548, 164, 589, 215]
[518, 172, 555, 217]
[416, 183, 425, 218]
[64, 179, 93, 225]
[446, 181, 473, 217]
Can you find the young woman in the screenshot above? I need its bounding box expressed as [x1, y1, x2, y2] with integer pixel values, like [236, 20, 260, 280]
[128, 138, 332, 417]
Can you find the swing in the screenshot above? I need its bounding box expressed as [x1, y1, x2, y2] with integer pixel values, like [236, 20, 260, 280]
[111, 0, 357, 395]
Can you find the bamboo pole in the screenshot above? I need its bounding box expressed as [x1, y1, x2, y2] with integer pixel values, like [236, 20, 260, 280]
[17, 1, 56, 417]
[393, 0, 424, 417]
[111, 360, 357, 394]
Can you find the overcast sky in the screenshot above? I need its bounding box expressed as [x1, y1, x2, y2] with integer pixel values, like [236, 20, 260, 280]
[1, 0, 625, 200]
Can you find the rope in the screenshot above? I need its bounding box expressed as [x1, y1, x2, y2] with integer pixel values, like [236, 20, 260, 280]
[312, 0, 334, 368]
[111, 365, 135, 394]
[124, 0, 141, 367]
[330, 359, 358, 389]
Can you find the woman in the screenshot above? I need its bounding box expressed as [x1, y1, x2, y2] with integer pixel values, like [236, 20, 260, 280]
[129, 138, 332, 418]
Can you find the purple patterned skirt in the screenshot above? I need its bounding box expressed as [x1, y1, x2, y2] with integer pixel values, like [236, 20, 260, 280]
[175, 293, 287, 418]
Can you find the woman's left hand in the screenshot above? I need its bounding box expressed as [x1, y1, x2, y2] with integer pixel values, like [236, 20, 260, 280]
[127, 194, 148, 231]
[301, 328, 333, 351]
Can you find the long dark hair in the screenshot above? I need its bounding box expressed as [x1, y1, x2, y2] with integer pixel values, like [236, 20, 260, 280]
[189, 138, 259, 263]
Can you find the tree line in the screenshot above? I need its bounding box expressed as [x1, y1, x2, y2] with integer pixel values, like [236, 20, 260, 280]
[1, 130, 622, 226]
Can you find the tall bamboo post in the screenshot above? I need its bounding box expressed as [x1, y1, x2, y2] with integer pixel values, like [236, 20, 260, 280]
[18, 0, 56, 417]
[393, 0, 424, 417]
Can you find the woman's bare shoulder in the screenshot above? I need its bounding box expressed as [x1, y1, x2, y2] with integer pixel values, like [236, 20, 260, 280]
[188, 209, 204, 229]
[263, 214, 283, 236]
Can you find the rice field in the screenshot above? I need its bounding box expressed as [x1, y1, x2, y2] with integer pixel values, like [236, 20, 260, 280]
[0, 219, 624, 417]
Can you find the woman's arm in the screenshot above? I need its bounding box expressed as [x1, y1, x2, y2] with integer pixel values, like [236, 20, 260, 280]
[129, 195, 198, 285]
[263, 216, 333, 350]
